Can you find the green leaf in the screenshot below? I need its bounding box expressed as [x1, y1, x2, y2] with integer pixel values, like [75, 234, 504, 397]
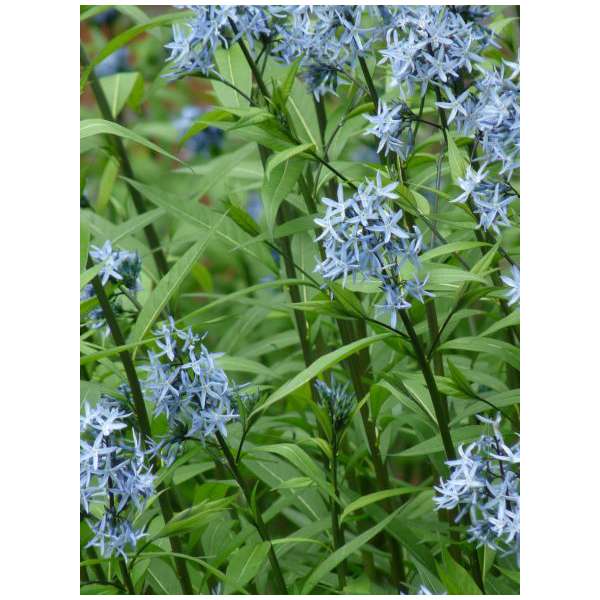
[228, 111, 276, 132]
[395, 183, 431, 217]
[451, 389, 520, 424]
[265, 143, 314, 180]
[329, 282, 366, 317]
[152, 498, 234, 541]
[80, 337, 158, 367]
[223, 200, 262, 237]
[438, 550, 482, 595]
[287, 95, 320, 149]
[420, 241, 488, 262]
[96, 155, 120, 214]
[180, 109, 233, 144]
[397, 425, 484, 457]
[128, 218, 225, 348]
[179, 278, 315, 325]
[273, 214, 318, 239]
[346, 102, 375, 120]
[80, 6, 112, 22]
[254, 333, 391, 416]
[262, 157, 305, 235]
[80, 119, 183, 164]
[447, 133, 468, 183]
[233, 119, 296, 152]
[111, 208, 166, 244]
[188, 143, 255, 200]
[480, 310, 520, 337]
[224, 542, 271, 593]
[114, 5, 150, 25]
[472, 241, 500, 276]
[378, 378, 437, 424]
[80, 263, 104, 290]
[98, 72, 144, 119]
[340, 487, 424, 522]
[273, 477, 316, 490]
[301, 507, 402, 594]
[425, 264, 489, 288]
[439, 337, 520, 370]
[483, 546, 496, 578]
[277, 58, 301, 107]
[217, 355, 273, 378]
[213, 45, 252, 108]
[123, 172, 270, 267]
[489, 16, 518, 34]
[80, 11, 190, 89]
[253, 443, 333, 498]
[81, 583, 122, 595]
[411, 189, 431, 215]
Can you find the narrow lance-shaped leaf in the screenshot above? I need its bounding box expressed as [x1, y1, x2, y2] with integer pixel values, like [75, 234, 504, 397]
[96, 155, 120, 214]
[262, 157, 305, 235]
[265, 143, 314, 180]
[128, 214, 227, 350]
[80, 119, 184, 164]
[224, 542, 271, 593]
[99, 72, 145, 119]
[447, 133, 468, 183]
[80, 11, 190, 89]
[301, 507, 402, 594]
[253, 333, 392, 416]
[340, 487, 426, 522]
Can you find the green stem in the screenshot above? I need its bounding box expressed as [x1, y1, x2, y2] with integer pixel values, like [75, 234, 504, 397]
[337, 320, 407, 592]
[229, 22, 271, 100]
[330, 434, 346, 590]
[398, 311, 456, 463]
[203, 73, 256, 105]
[412, 95, 427, 142]
[89, 275, 194, 595]
[119, 559, 136, 594]
[358, 56, 379, 110]
[215, 432, 288, 594]
[80, 44, 169, 278]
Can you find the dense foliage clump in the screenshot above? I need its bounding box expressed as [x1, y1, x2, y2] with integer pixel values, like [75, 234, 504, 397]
[81, 5, 520, 595]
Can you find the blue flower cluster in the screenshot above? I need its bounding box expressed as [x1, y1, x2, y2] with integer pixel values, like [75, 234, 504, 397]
[432, 62, 519, 238]
[172, 105, 224, 158]
[446, 62, 520, 233]
[315, 376, 356, 431]
[378, 5, 495, 100]
[371, 7, 519, 236]
[452, 165, 517, 233]
[164, 5, 271, 80]
[452, 61, 520, 178]
[434, 414, 520, 560]
[80, 395, 155, 559]
[314, 173, 432, 328]
[141, 317, 238, 461]
[81, 241, 142, 331]
[269, 5, 378, 99]
[364, 100, 414, 160]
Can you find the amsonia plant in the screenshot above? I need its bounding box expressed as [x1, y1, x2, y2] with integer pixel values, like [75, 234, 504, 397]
[81, 4, 520, 595]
